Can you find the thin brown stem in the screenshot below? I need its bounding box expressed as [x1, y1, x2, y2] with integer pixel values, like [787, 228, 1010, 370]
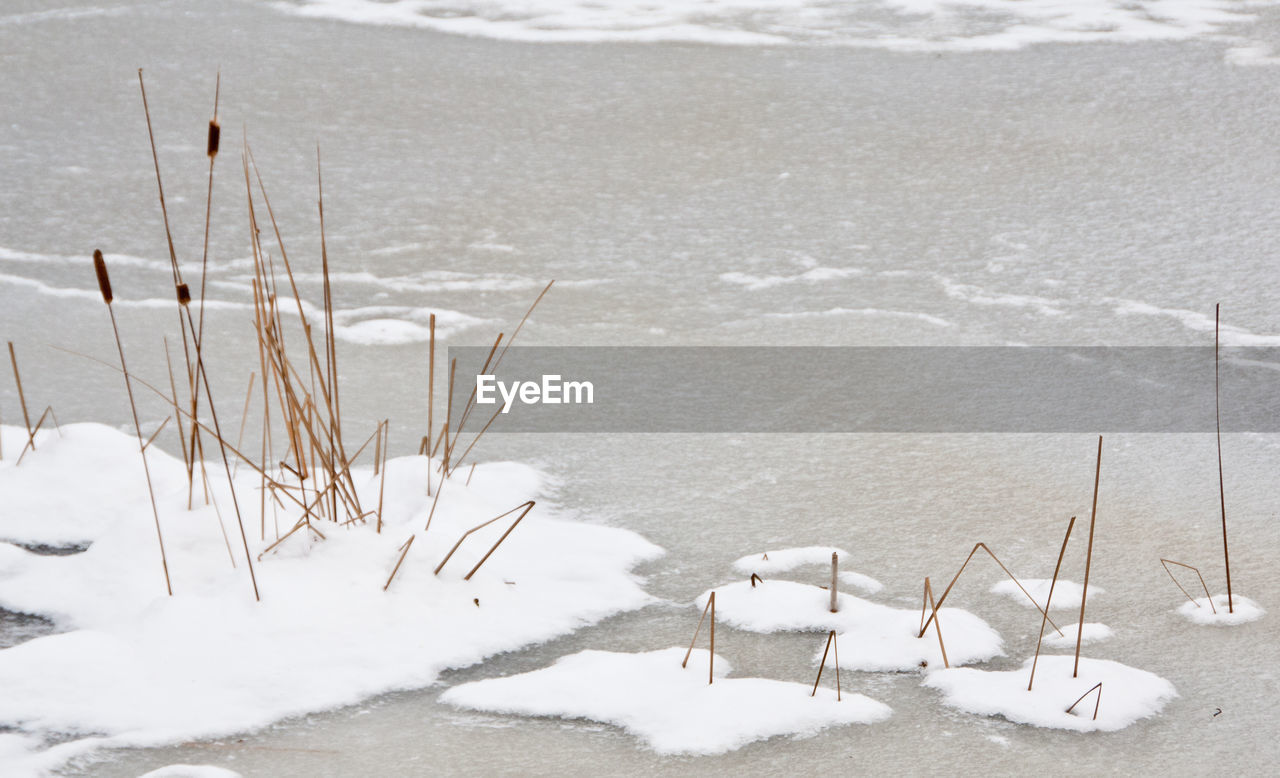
[1029, 516, 1076, 691]
[1075, 437, 1101, 678]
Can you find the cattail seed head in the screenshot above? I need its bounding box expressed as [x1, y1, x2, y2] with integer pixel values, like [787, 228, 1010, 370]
[207, 119, 221, 158]
[176, 283, 191, 306]
[93, 249, 113, 304]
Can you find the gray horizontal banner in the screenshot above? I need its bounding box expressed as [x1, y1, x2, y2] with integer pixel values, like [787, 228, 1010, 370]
[442, 347, 1280, 433]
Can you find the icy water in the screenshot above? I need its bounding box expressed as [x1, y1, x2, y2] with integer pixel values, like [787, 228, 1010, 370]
[3, 0, 1280, 774]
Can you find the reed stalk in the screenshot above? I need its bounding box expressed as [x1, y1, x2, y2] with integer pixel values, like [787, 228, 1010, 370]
[1066, 681, 1103, 720]
[463, 501, 534, 581]
[920, 542, 1063, 637]
[811, 630, 842, 700]
[8, 342, 35, 454]
[1215, 304, 1234, 613]
[1029, 516, 1076, 691]
[919, 577, 949, 668]
[1160, 558, 1216, 614]
[383, 534, 415, 591]
[434, 501, 535, 576]
[1075, 436, 1102, 677]
[681, 591, 716, 685]
[94, 250, 172, 596]
[829, 552, 839, 613]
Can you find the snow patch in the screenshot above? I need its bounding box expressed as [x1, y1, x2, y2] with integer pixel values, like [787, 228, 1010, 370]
[990, 578, 1102, 611]
[700, 580, 1002, 671]
[139, 766, 243, 778]
[1177, 594, 1265, 625]
[924, 655, 1176, 732]
[440, 647, 891, 754]
[1041, 623, 1113, 649]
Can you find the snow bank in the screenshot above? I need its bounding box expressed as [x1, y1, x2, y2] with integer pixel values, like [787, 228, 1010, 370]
[1177, 594, 1265, 625]
[699, 580, 1002, 671]
[1041, 623, 1113, 649]
[990, 578, 1102, 610]
[440, 647, 891, 754]
[0, 423, 662, 773]
[923, 655, 1176, 732]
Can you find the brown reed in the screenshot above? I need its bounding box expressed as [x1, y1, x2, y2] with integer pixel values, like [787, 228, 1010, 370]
[919, 577, 949, 669]
[920, 542, 1064, 638]
[8, 342, 36, 455]
[434, 501, 535, 576]
[1066, 681, 1103, 720]
[811, 630, 842, 700]
[682, 591, 716, 685]
[1215, 304, 1234, 613]
[1029, 516, 1076, 691]
[1160, 558, 1216, 614]
[1075, 436, 1102, 678]
[463, 501, 535, 581]
[383, 534, 415, 591]
[93, 249, 172, 596]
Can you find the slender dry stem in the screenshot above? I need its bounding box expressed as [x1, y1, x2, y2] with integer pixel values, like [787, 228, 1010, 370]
[1029, 516, 1076, 691]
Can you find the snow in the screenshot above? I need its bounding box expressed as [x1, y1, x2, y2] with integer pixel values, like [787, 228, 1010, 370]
[1041, 623, 1113, 649]
[924, 655, 1176, 732]
[139, 767, 242, 778]
[731, 546, 847, 574]
[699, 580, 1003, 671]
[0, 423, 662, 773]
[440, 647, 891, 754]
[990, 578, 1103, 610]
[1177, 594, 1265, 625]
[839, 570, 885, 595]
[729, 547, 883, 594]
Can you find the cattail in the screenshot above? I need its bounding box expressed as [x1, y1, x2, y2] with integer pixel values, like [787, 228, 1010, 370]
[93, 249, 113, 303]
[207, 120, 221, 158]
[177, 283, 191, 306]
[95, 249, 173, 596]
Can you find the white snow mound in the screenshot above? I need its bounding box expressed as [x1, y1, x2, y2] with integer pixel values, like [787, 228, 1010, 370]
[732, 548, 883, 593]
[139, 766, 243, 778]
[1177, 594, 1265, 625]
[440, 647, 891, 754]
[1041, 623, 1113, 649]
[990, 578, 1102, 611]
[923, 654, 1176, 731]
[699, 580, 1002, 671]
